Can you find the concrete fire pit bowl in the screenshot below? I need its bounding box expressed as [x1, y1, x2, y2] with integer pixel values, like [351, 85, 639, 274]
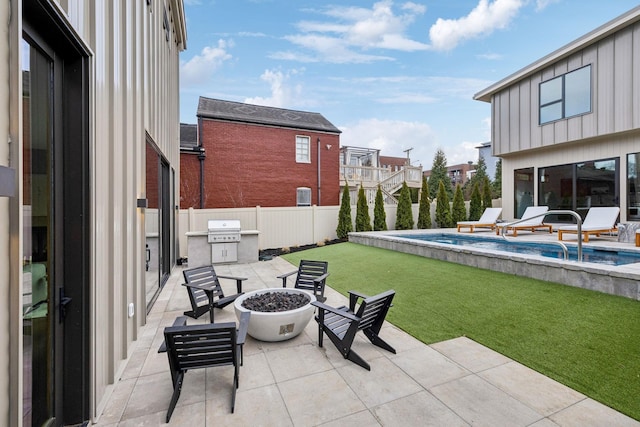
[233, 288, 316, 342]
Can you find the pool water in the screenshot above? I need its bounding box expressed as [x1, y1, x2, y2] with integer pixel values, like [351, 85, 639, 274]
[393, 233, 639, 266]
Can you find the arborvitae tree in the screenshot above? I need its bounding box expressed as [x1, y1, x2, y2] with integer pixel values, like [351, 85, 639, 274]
[492, 158, 502, 199]
[463, 156, 489, 199]
[428, 148, 452, 200]
[395, 181, 414, 230]
[482, 175, 493, 211]
[469, 182, 483, 220]
[355, 185, 372, 232]
[435, 180, 453, 228]
[336, 184, 353, 239]
[373, 185, 387, 231]
[452, 184, 467, 224]
[417, 176, 432, 229]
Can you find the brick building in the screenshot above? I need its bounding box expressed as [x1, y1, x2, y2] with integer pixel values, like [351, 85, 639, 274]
[181, 97, 341, 208]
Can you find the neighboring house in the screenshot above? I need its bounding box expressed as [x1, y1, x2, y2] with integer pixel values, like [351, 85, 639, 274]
[424, 162, 475, 187]
[0, 1, 186, 425]
[475, 6, 640, 222]
[180, 123, 204, 209]
[187, 97, 341, 208]
[340, 146, 423, 204]
[477, 142, 499, 180]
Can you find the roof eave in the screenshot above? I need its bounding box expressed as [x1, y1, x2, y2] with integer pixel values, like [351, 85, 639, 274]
[474, 6, 640, 103]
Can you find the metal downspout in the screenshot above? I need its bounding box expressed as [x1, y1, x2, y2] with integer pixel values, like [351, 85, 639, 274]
[317, 137, 321, 205]
[198, 148, 206, 209]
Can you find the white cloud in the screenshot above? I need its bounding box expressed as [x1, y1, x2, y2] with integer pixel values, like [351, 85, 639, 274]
[476, 52, 503, 60]
[535, 0, 560, 11]
[275, 0, 428, 64]
[428, 0, 524, 51]
[243, 69, 304, 108]
[180, 39, 233, 87]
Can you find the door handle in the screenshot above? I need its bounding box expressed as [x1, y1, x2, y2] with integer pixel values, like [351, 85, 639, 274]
[59, 288, 72, 323]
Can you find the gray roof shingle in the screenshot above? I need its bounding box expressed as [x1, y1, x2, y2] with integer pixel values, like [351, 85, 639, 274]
[180, 123, 198, 148]
[197, 97, 341, 134]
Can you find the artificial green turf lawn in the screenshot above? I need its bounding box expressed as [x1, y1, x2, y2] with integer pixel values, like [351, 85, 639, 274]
[282, 242, 640, 421]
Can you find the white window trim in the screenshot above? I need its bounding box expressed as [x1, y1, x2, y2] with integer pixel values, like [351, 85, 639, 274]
[296, 135, 311, 163]
[297, 187, 312, 206]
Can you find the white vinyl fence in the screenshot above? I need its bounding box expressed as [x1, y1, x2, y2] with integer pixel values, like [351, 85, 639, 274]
[178, 199, 502, 257]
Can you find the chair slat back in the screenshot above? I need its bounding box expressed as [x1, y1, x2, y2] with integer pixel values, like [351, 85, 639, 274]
[183, 266, 225, 298]
[165, 322, 237, 374]
[295, 260, 328, 291]
[355, 290, 395, 331]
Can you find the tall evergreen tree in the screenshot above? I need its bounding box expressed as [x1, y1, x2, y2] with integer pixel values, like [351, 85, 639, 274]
[395, 182, 414, 230]
[336, 184, 353, 239]
[482, 175, 493, 211]
[463, 156, 489, 199]
[373, 185, 387, 231]
[428, 148, 452, 200]
[417, 176, 432, 229]
[492, 158, 502, 199]
[435, 180, 453, 228]
[355, 185, 372, 232]
[469, 182, 483, 220]
[452, 184, 467, 224]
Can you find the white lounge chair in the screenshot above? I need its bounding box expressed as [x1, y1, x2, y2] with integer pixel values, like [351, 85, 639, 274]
[498, 206, 551, 237]
[457, 207, 502, 233]
[557, 207, 620, 242]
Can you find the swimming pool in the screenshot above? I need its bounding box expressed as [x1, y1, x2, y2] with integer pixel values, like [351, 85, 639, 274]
[393, 233, 638, 266]
[349, 231, 640, 301]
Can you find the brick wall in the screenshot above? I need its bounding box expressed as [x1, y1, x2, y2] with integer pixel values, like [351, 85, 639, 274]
[197, 119, 340, 208]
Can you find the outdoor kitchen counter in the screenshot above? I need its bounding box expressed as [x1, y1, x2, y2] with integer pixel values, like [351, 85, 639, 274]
[186, 230, 260, 267]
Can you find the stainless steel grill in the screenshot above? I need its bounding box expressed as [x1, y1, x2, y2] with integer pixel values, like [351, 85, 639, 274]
[207, 219, 241, 243]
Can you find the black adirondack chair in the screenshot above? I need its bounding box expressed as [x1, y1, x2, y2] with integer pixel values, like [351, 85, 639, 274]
[182, 265, 246, 323]
[163, 311, 250, 422]
[311, 289, 396, 370]
[277, 259, 329, 302]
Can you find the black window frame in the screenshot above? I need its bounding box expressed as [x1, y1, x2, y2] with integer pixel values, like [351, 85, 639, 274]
[539, 65, 592, 125]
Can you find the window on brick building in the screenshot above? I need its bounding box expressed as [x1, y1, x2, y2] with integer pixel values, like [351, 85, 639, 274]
[296, 135, 310, 163]
[297, 187, 311, 206]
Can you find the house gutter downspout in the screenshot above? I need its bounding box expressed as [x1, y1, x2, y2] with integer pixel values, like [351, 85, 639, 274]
[317, 137, 321, 206]
[197, 147, 206, 208]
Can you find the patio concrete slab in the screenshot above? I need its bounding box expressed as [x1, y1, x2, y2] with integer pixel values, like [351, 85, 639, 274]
[93, 256, 640, 426]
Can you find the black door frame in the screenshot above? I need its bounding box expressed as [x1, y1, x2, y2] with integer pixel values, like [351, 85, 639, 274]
[23, 0, 91, 424]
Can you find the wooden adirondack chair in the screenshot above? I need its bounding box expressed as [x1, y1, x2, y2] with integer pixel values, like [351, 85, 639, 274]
[277, 259, 329, 302]
[311, 289, 396, 370]
[163, 311, 250, 422]
[182, 265, 246, 323]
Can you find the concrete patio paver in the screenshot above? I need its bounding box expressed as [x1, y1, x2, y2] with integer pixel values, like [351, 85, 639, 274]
[94, 256, 640, 426]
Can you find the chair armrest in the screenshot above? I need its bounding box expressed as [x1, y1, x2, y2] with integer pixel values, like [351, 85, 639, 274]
[313, 272, 330, 284]
[158, 316, 188, 353]
[236, 311, 251, 345]
[218, 275, 248, 293]
[311, 301, 360, 322]
[276, 270, 297, 287]
[348, 290, 369, 311]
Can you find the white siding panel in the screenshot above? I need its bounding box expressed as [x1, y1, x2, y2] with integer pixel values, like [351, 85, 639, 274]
[509, 87, 520, 151]
[581, 46, 598, 138]
[519, 80, 531, 151]
[614, 27, 634, 132]
[499, 92, 510, 153]
[529, 73, 542, 148]
[634, 24, 640, 128]
[596, 37, 615, 135]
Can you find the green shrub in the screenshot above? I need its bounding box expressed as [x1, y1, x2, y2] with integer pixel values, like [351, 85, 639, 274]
[395, 181, 414, 230]
[469, 182, 482, 220]
[435, 181, 452, 228]
[417, 176, 431, 229]
[452, 184, 467, 224]
[355, 185, 372, 232]
[336, 184, 353, 239]
[373, 185, 387, 231]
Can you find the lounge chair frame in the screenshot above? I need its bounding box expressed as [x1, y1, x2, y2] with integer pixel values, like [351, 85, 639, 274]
[457, 207, 503, 233]
[557, 207, 620, 242]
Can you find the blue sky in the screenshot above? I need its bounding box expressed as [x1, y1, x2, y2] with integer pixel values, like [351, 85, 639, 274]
[179, 0, 639, 171]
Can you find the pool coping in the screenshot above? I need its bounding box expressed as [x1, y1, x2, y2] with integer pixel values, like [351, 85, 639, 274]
[349, 229, 640, 301]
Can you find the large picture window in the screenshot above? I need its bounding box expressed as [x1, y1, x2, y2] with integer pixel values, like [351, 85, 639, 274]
[539, 65, 591, 124]
[538, 157, 618, 222]
[296, 135, 310, 163]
